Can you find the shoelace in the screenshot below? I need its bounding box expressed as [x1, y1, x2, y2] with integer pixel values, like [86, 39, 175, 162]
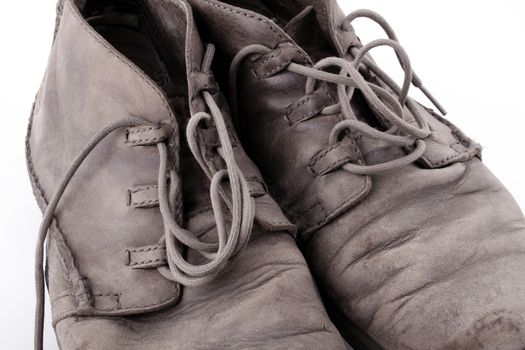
[229, 9, 447, 175]
[34, 44, 254, 350]
[158, 45, 255, 286]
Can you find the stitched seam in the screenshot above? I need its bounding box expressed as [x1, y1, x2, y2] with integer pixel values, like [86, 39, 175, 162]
[246, 177, 267, 195]
[26, 104, 77, 302]
[252, 51, 280, 77]
[26, 105, 50, 221]
[52, 222, 78, 293]
[126, 136, 165, 144]
[261, 59, 292, 78]
[284, 96, 311, 124]
[202, 0, 286, 41]
[309, 142, 342, 166]
[312, 155, 353, 176]
[254, 45, 309, 80]
[53, 0, 65, 41]
[81, 284, 180, 314]
[252, 48, 309, 81]
[349, 137, 365, 165]
[286, 93, 333, 126]
[245, 176, 264, 183]
[128, 246, 165, 254]
[254, 59, 294, 80]
[255, 51, 279, 67]
[293, 108, 325, 125]
[129, 258, 167, 267]
[431, 154, 466, 167]
[127, 126, 161, 134]
[130, 185, 157, 193]
[452, 131, 470, 147]
[127, 186, 159, 207]
[91, 293, 179, 312]
[51, 293, 73, 303]
[425, 109, 481, 167]
[427, 140, 480, 167]
[131, 199, 159, 206]
[246, 177, 266, 188]
[280, 42, 309, 68]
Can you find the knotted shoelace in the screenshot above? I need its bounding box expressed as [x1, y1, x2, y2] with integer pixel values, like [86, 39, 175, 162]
[34, 44, 254, 350]
[230, 9, 446, 175]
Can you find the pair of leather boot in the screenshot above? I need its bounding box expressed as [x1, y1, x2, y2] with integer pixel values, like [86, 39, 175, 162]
[28, 0, 525, 349]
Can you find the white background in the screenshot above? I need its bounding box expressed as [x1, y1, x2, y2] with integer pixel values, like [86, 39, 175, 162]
[1, 1, 524, 349]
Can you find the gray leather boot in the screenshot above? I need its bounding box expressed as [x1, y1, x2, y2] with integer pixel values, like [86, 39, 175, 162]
[188, 0, 525, 349]
[27, 0, 347, 348]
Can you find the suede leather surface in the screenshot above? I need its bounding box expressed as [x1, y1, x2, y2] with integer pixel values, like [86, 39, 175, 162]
[28, 0, 347, 348]
[189, 0, 525, 349]
[307, 158, 525, 350]
[28, 0, 181, 321]
[55, 212, 346, 349]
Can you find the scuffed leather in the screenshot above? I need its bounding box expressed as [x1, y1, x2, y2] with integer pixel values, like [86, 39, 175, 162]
[189, 0, 525, 349]
[28, 0, 181, 322]
[29, 0, 347, 348]
[305, 159, 525, 350]
[56, 210, 347, 349]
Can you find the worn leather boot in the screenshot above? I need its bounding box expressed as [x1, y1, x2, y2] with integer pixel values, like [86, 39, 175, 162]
[189, 0, 525, 349]
[27, 0, 347, 348]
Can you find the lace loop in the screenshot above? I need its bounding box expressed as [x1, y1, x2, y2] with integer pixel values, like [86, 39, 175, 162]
[293, 56, 430, 139]
[341, 140, 426, 175]
[342, 9, 398, 42]
[157, 44, 255, 286]
[342, 9, 447, 116]
[228, 9, 449, 176]
[353, 38, 413, 105]
[329, 120, 415, 147]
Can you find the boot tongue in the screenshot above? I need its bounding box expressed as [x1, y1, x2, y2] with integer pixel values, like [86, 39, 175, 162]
[283, 5, 338, 61]
[283, 5, 315, 35]
[228, 0, 277, 21]
[283, 0, 358, 56]
[191, 1, 294, 59]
